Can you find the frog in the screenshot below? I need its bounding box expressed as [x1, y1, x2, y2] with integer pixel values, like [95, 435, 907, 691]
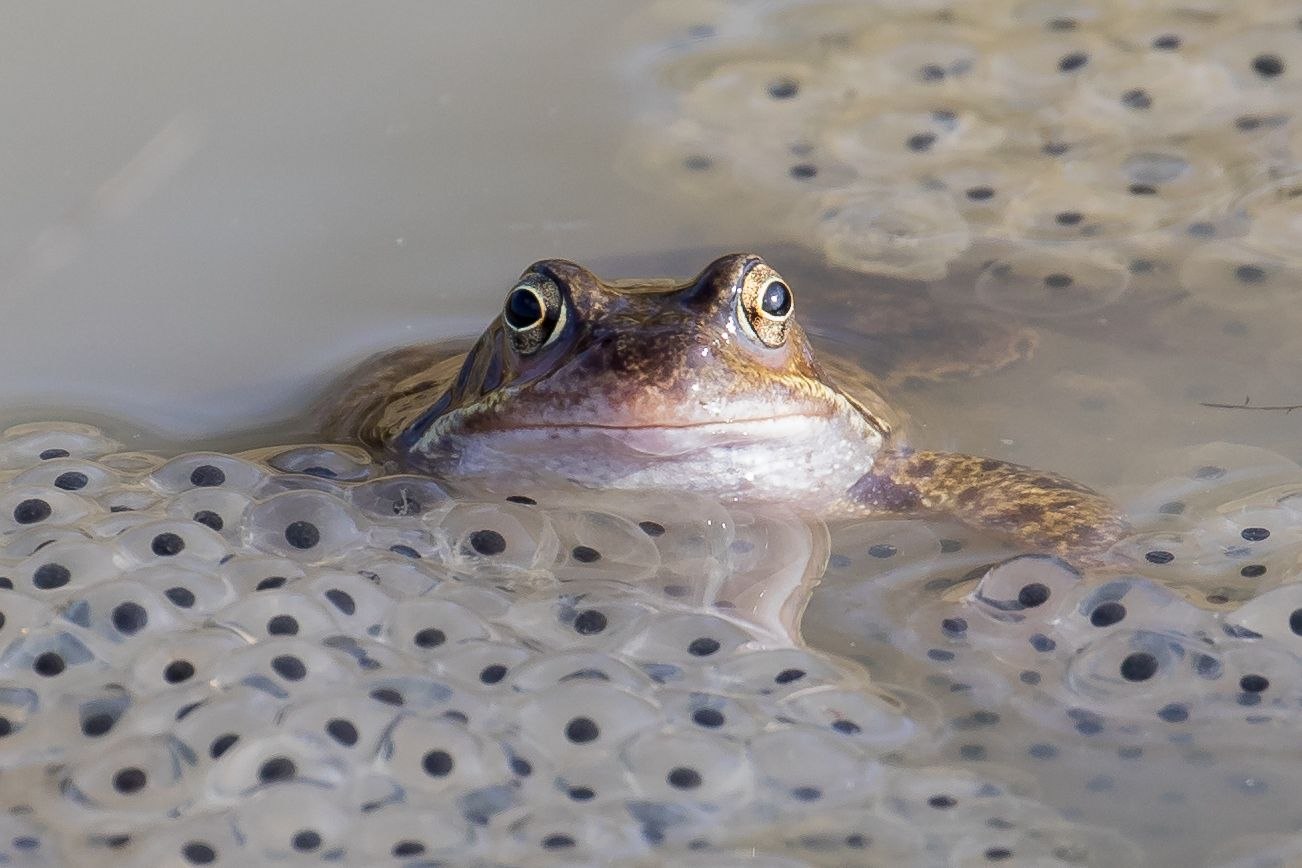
[322, 253, 1128, 563]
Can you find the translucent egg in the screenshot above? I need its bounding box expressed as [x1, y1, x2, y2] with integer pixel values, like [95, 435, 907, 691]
[353, 673, 469, 717]
[62, 734, 195, 816]
[96, 450, 167, 475]
[127, 628, 248, 696]
[507, 649, 657, 694]
[969, 555, 1082, 630]
[0, 814, 62, 866]
[18, 541, 121, 599]
[115, 520, 231, 569]
[172, 687, 283, 773]
[655, 689, 766, 740]
[428, 638, 534, 693]
[717, 647, 863, 698]
[232, 784, 357, 862]
[131, 564, 234, 616]
[973, 243, 1131, 318]
[677, 58, 840, 137]
[433, 501, 561, 575]
[802, 185, 972, 280]
[1061, 628, 1221, 712]
[1228, 584, 1302, 644]
[5, 475, 109, 524]
[0, 422, 121, 470]
[834, 24, 988, 102]
[749, 727, 877, 808]
[1108, 9, 1231, 55]
[304, 570, 394, 633]
[828, 107, 1007, 175]
[64, 580, 187, 649]
[115, 809, 247, 867]
[0, 685, 43, 759]
[780, 685, 922, 750]
[1055, 576, 1216, 652]
[164, 488, 253, 543]
[0, 525, 90, 559]
[622, 728, 753, 803]
[211, 639, 355, 701]
[278, 694, 398, 764]
[516, 682, 661, 762]
[213, 590, 339, 642]
[218, 556, 306, 596]
[350, 804, 475, 862]
[383, 597, 493, 655]
[501, 583, 653, 651]
[203, 729, 349, 800]
[244, 491, 368, 563]
[547, 509, 662, 583]
[511, 804, 658, 863]
[149, 453, 268, 496]
[1205, 25, 1302, 91]
[381, 714, 513, 797]
[347, 474, 450, 520]
[247, 444, 376, 483]
[620, 612, 761, 671]
[985, 28, 1128, 106]
[1178, 241, 1302, 313]
[0, 590, 58, 653]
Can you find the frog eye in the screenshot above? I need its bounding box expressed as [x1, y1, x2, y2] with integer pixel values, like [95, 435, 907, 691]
[737, 266, 794, 348]
[503, 276, 566, 354]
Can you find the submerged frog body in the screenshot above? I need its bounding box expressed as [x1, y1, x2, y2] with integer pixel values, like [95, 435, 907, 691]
[325, 254, 1126, 560]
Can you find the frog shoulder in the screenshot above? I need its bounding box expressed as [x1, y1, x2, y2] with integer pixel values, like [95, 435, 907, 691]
[318, 341, 472, 449]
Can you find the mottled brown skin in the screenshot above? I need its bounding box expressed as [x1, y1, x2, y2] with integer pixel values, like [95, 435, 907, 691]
[324, 254, 1127, 563]
[851, 450, 1128, 562]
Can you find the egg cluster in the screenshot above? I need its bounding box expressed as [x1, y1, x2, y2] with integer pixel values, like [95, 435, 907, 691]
[627, 0, 1302, 325]
[810, 441, 1302, 866]
[0, 420, 1149, 866]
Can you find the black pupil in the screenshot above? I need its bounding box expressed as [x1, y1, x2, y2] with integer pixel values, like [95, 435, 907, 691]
[505, 287, 544, 329]
[761, 281, 791, 317]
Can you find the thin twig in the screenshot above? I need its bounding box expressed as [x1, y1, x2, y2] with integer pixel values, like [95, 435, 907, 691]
[1200, 396, 1302, 413]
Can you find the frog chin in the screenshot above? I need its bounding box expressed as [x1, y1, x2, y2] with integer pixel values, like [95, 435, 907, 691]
[428, 414, 883, 507]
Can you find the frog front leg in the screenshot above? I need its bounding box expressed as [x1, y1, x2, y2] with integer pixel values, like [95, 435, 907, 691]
[847, 449, 1129, 565]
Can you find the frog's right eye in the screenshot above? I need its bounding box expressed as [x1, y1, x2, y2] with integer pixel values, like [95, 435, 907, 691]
[505, 286, 544, 329]
[502, 276, 566, 355]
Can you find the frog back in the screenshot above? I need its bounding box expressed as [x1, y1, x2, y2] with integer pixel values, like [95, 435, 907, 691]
[319, 341, 472, 451]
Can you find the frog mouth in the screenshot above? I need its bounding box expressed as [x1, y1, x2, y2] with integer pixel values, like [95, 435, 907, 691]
[508, 413, 825, 431]
[482, 415, 826, 457]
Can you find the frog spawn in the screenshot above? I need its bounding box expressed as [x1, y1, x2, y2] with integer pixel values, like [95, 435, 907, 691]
[0, 420, 1149, 867]
[625, 0, 1302, 342]
[808, 440, 1302, 867]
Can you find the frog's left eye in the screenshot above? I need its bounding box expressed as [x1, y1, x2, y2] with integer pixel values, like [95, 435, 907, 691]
[737, 266, 794, 348]
[503, 276, 566, 355]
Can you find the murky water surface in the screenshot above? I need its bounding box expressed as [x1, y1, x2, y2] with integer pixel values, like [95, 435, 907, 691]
[5, 2, 1302, 866]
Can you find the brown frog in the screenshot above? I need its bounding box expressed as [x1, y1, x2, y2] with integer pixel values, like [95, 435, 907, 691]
[323, 253, 1127, 562]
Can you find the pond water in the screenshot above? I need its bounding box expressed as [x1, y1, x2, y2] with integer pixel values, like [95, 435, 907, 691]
[3, 1, 1302, 866]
